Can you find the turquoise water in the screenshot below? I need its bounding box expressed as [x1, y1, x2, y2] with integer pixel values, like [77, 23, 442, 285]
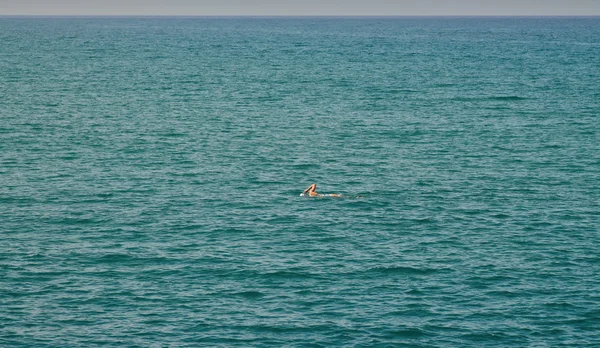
[1, 17, 599, 346]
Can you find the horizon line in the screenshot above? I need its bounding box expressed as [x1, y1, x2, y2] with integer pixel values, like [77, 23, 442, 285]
[2, 14, 600, 18]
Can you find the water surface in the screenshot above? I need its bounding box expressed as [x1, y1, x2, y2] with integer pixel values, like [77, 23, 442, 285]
[1, 17, 599, 347]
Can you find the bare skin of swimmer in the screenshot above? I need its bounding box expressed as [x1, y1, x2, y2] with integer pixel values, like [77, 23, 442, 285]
[302, 184, 341, 197]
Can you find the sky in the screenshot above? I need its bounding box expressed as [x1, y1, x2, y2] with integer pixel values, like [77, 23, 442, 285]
[1, 0, 600, 16]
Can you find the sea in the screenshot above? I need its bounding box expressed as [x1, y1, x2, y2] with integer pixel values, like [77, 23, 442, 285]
[1, 16, 599, 347]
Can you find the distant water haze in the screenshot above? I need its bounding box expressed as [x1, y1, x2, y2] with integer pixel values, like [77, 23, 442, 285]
[2, 0, 600, 16]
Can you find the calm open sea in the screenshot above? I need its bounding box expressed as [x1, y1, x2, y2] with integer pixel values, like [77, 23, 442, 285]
[1, 17, 599, 347]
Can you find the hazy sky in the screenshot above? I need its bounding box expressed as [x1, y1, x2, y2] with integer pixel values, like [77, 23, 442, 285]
[1, 0, 600, 16]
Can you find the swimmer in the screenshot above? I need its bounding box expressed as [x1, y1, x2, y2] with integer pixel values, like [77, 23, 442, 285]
[300, 183, 341, 197]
